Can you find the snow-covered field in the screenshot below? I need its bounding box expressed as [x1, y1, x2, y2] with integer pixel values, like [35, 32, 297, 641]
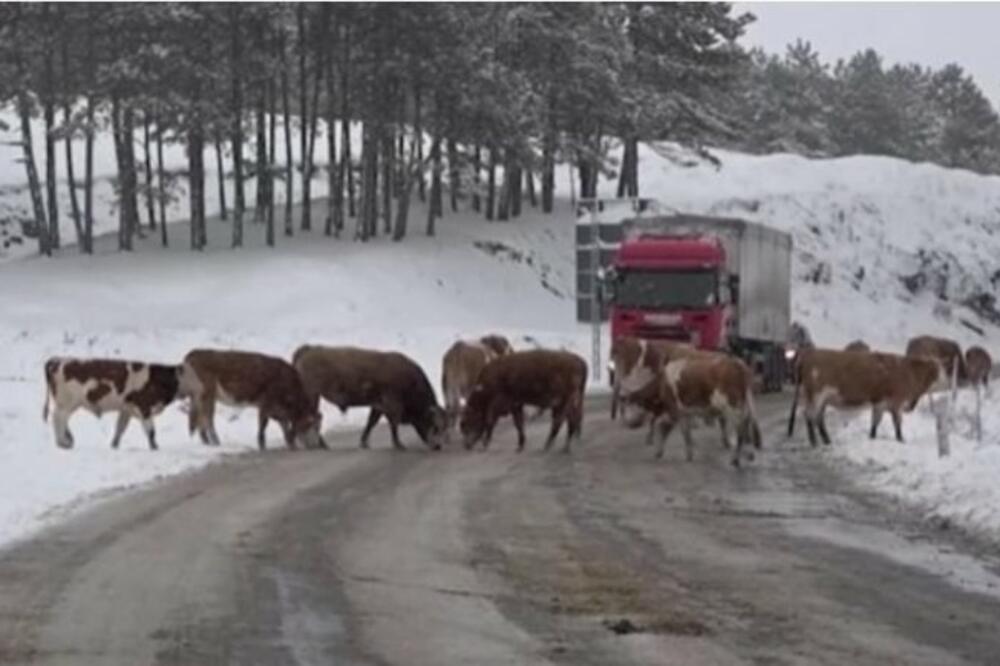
[3, 107, 1000, 545]
[832, 388, 1000, 537]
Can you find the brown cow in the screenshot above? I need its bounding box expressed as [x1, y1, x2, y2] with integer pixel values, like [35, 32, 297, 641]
[293, 345, 445, 450]
[441, 335, 513, 433]
[965, 346, 992, 388]
[183, 349, 324, 450]
[618, 346, 761, 466]
[906, 335, 966, 384]
[460, 349, 586, 453]
[844, 340, 870, 352]
[788, 348, 940, 446]
[609, 337, 726, 444]
[42, 357, 187, 450]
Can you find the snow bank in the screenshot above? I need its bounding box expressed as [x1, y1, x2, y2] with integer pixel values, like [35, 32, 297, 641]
[833, 387, 1000, 538]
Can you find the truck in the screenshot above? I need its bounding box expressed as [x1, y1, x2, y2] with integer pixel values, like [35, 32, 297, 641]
[598, 214, 792, 391]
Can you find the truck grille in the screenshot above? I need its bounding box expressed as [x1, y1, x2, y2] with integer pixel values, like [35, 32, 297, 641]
[633, 325, 691, 341]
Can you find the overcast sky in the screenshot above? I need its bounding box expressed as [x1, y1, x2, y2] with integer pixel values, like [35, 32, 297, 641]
[734, 2, 1000, 106]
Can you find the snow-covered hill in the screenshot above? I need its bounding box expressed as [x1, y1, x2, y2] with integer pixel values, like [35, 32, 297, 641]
[3, 117, 1000, 544]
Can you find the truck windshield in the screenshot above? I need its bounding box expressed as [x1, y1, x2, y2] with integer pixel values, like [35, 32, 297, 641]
[615, 270, 717, 309]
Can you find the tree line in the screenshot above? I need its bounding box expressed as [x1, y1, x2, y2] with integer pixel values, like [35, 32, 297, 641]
[725, 41, 1000, 172]
[1, 4, 998, 258]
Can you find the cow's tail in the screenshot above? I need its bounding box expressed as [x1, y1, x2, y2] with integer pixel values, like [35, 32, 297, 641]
[745, 385, 762, 450]
[187, 398, 198, 436]
[42, 376, 50, 423]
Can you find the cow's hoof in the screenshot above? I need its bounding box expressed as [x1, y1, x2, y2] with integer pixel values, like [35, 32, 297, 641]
[731, 458, 741, 468]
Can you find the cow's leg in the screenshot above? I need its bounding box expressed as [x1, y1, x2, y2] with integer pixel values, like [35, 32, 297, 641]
[645, 413, 657, 446]
[53, 407, 74, 449]
[141, 416, 158, 451]
[680, 418, 697, 462]
[199, 390, 221, 446]
[891, 408, 904, 443]
[257, 409, 269, 450]
[360, 408, 382, 449]
[543, 405, 565, 452]
[110, 411, 131, 449]
[725, 413, 743, 467]
[511, 406, 527, 452]
[869, 405, 884, 439]
[381, 398, 408, 451]
[818, 405, 833, 445]
[654, 419, 676, 460]
[562, 401, 582, 454]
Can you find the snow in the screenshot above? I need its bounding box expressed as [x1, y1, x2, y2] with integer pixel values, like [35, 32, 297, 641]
[832, 387, 1000, 538]
[4, 111, 1000, 545]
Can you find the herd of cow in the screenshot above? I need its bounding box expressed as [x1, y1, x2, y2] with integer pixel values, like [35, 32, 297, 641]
[39, 330, 993, 465]
[40, 338, 586, 454]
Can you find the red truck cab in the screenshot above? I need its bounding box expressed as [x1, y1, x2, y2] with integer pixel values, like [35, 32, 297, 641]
[608, 234, 729, 350]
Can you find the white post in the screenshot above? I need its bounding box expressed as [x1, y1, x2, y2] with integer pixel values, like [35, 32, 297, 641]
[935, 361, 959, 458]
[590, 202, 601, 383]
[975, 382, 983, 443]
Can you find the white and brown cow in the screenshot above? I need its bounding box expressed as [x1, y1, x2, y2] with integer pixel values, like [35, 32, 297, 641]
[618, 345, 761, 466]
[787, 348, 941, 446]
[441, 335, 513, 434]
[42, 357, 186, 450]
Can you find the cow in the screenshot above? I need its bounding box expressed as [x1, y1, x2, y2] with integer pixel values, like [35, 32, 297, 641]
[460, 349, 586, 453]
[844, 340, 870, 352]
[42, 357, 186, 450]
[618, 345, 761, 466]
[293, 345, 445, 451]
[787, 348, 940, 446]
[905, 335, 966, 384]
[441, 335, 513, 434]
[965, 346, 992, 388]
[182, 349, 324, 450]
[609, 337, 727, 445]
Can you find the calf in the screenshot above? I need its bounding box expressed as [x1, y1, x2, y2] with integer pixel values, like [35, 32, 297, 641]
[788, 348, 940, 446]
[965, 346, 992, 388]
[42, 357, 185, 450]
[460, 349, 586, 453]
[293, 345, 445, 450]
[182, 349, 324, 450]
[619, 346, 761, 466]
[906, 335, 966, 384]
[441, 335, 513, 433]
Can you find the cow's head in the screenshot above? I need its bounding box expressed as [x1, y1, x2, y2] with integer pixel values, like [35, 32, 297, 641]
[460, 384, 490, 449]
[481, 335, 513, 358]
[286, 409, 324, 449]
[618, 340, 663, 397]
[414, 405, 447, 450]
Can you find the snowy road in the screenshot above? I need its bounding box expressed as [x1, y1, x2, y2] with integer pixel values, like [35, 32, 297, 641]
[1, 395, 1000, 665]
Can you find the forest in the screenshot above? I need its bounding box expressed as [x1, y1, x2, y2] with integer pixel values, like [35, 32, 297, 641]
[1, 2, 998, 256]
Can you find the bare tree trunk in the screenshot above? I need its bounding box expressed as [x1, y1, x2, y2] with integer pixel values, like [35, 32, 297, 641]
[43, 8, 59, 251]
[382, 128, 393, 235]
[486, 144, 496, 221]
[341, 24, 354, 221]
[525, 169, 537, 209]
[297, 4, 311, 232]
[426, 133, 442, 236]
[230, 4, 245, 248]
[189, 119, 206, 251]
[324, 21, 337, 237]
[280, 29, 294, 237]
[214, 133, 227, 220]
[415, 85, 425, 203]
[255, 89, 268, 229]
[156, 114, 168, 247]
[18, 96, 49, 255]
[143, 113, 156, 230]
[60, 39, 83, 249]
[447, 135, 458, 212]
[267, 77, 276, 241]
[472, 144, 481, 213]
[497, 149, 511, 222]
[83, 94, 94, 254]
[393, 131, 418, 242]
[542, 137, 554, 213]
